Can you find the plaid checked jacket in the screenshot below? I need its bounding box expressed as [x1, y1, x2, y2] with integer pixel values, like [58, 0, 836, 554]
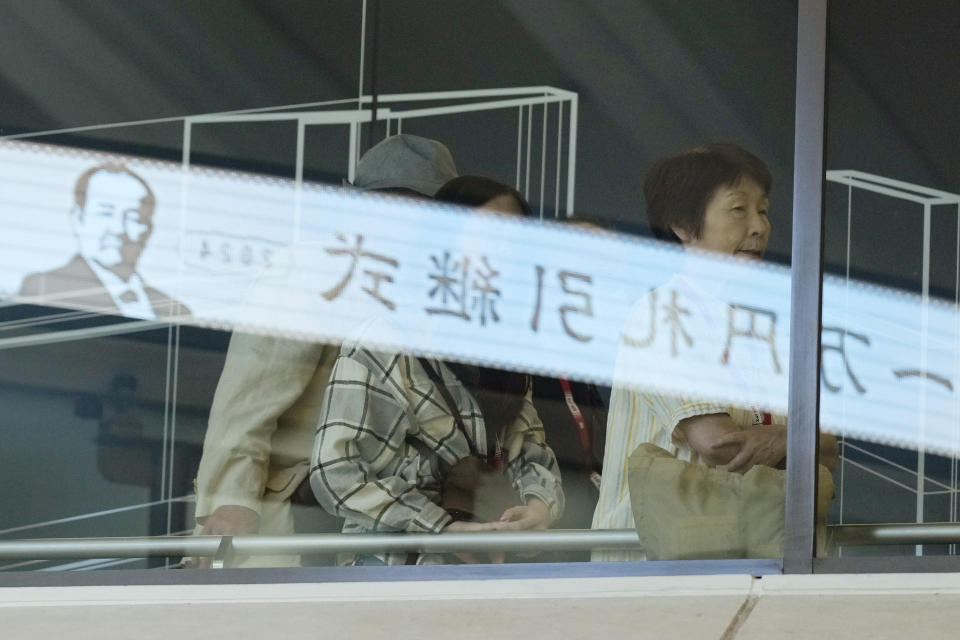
[309, 344, 564, 564]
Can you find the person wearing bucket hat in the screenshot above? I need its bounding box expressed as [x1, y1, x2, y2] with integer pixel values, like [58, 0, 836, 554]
[350, 134, 458, 196]
[190, 135, 458, 568]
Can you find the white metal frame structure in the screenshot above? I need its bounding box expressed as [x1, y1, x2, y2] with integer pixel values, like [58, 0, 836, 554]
[0, 87, 579, 573]
[825, 170, 960, 553]
[182, 86, 579, 221]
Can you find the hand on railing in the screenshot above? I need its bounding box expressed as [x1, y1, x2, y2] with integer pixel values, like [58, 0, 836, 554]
[444, 519, 509, 563]
[196, 505, 259, 568]
[498, 498, 550, 531]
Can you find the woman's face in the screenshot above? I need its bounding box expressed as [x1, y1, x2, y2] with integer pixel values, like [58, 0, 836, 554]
[478, 193, 526, 217]
[671, 176, 771, 259]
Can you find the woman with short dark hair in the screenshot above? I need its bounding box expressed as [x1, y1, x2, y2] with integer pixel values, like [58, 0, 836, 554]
[593, 142, 837, 562]
[643, 142, 772, 246]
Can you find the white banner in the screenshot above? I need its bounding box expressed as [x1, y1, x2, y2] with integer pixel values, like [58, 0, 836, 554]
[2, 140, 959, 457]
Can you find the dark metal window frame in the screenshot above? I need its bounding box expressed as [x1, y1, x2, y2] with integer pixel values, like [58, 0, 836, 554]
[783, 0, 829, 575]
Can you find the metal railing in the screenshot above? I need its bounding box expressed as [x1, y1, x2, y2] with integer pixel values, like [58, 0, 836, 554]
[3, 524, 959, 570]
[828, 523, 960, 547]
[0, 529, 642, 568]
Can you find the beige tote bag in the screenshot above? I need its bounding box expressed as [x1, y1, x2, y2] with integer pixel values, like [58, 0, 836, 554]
[627, 443, 834, 560]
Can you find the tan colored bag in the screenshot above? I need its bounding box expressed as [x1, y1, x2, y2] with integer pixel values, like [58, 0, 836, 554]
[627, 443, 834, 560]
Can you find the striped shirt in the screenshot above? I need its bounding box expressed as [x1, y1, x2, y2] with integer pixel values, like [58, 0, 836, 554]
[591, 274, 784, 561]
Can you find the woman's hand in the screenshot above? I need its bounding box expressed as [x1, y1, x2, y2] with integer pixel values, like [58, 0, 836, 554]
[497, 498, 551, 559]
[443, 519, 507, 564]
[441, 499, 552, 563]
[710, 424, 787, 473]
[498, 498, 551, 531]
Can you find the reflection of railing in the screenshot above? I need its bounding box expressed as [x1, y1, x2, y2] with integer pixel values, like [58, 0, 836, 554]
[829, 523, 960, 547]
[825, 171, 960, 534]
[5, 524, 960, 570]
[0, 317, 169, 350]
[0, 530, 641, 568]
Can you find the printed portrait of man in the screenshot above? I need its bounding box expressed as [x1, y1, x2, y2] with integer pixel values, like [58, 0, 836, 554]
[18, 162, 189, 319]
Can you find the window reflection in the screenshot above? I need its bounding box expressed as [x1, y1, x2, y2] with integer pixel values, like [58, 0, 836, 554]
[16, 0, 931, 573]
[821, 0, 960, 561]
[5, 121, 960, 569]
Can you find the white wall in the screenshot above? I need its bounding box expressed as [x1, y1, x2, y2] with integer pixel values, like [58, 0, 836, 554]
[1, 573, 959, 639]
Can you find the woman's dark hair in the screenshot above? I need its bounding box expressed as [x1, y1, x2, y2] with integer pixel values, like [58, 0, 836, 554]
[433, 175, 532, 440]
[643, 142, 772, 244]
[434, 175, 533, 217]
[446, 361, 530, 452]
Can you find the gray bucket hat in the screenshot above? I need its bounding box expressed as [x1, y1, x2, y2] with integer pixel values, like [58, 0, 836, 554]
[351, 134, 458, 197]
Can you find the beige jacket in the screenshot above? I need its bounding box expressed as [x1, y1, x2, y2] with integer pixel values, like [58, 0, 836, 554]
[194, 332, 338, 533]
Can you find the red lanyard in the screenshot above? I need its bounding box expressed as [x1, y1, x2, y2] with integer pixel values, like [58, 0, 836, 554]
[752, 408, 773, 425]
[559, 377, 592, 458]
[488, 435, 504, 471]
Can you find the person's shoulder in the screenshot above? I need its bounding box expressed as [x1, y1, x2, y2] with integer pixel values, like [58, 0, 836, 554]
[19, 254, 88, 285]
[339, 343, 409, 380]
[18, 255, 98, 297]
[623, 275, 679, 315]
[17, 271, 42, 296]
[228, 329, 336, 363]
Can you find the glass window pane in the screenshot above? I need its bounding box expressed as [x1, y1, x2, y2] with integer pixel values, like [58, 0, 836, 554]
[0, 0, 799, 575]
[823, 1, 960, 561]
